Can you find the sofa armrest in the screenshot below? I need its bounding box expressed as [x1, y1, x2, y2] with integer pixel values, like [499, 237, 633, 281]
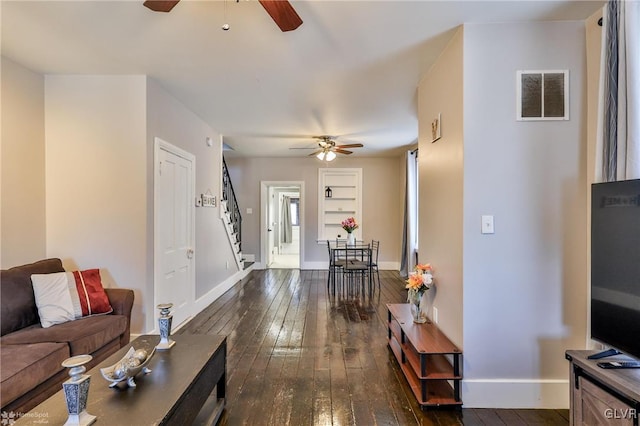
[104, 288, 134, 347]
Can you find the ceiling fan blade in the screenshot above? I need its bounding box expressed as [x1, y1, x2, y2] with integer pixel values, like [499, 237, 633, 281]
[143, 0, 180, 12]
[308, 150, 323, 157]
[258, 0, 303, 32]
[334, 149, 353, 155]
[336, 143, 363, 149]
[289, 147, 316, 150]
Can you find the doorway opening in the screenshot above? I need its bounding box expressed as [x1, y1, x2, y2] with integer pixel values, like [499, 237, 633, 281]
[261, 181, 304, 269]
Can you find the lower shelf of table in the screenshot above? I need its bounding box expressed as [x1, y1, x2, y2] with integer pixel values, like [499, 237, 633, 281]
[389, 337, 462, 407]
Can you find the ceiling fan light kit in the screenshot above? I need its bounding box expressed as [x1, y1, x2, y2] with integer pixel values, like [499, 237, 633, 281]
[316, 150, 336, 162]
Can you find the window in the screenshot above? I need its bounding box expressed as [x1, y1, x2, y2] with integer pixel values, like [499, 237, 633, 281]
[290, 197, 300, 226]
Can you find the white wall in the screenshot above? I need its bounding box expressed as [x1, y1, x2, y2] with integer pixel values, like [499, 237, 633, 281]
[418, 21, 589, 408]
[1, 57, 46, 268]
[225, 156, 403, 269]
[585, 8, 604, 350]
[44, 75, 148, 332]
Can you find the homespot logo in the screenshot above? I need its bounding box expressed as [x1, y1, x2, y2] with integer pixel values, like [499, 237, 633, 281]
[1, 411, 49, 425]
[605, 408, 637, 420]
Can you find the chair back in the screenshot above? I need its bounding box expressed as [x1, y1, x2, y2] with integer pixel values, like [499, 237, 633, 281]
[371, 240, 380, 264]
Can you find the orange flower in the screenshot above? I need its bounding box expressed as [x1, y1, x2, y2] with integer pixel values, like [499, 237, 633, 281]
[415, 263, 433, 273]
[405, 274, 424, 291]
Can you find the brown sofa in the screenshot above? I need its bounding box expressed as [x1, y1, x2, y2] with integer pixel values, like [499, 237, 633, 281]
[0, 258, 134, 414]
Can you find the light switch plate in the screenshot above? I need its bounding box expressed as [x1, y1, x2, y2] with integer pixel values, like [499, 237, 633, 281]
[481, 215, 495, 234]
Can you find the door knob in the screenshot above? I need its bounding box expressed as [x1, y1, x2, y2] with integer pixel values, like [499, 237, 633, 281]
[187, 249, 194, 259]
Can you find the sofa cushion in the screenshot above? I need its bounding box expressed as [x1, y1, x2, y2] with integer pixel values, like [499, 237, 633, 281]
[0, 342, 69, 408]
[31, 269, 113, 328]
[1, 258, 65, 336]
[1, 315, 127, 356]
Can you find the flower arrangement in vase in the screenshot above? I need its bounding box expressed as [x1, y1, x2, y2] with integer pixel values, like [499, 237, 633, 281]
[405, 263, 434, 323]
[341, 217, 359, 246]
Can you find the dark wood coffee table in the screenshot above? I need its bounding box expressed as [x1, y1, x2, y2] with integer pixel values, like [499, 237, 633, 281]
[16, 334, 226, 425]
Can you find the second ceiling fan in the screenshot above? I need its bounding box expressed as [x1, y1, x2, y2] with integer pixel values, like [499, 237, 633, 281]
[301, 136, 364, 161]
[143, 0, 303, 32]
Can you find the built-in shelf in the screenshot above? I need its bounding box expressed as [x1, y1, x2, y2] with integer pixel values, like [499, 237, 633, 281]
[318, 168, 362, 242]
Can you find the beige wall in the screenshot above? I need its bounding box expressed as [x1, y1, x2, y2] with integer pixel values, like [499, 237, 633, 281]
[225, 156, 404, 268]
[3, 65, 245, 334]
[1, 57, 46, 268]
[146, 79, 238, 305]
[417, 27, 465, 348]
[45, 75, 148, 332]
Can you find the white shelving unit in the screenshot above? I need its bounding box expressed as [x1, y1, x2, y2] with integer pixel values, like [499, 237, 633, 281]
[318, 168, 362, 242]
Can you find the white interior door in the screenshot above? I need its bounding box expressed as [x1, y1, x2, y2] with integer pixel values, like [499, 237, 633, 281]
[265, 186, 273, 266]
[155, 139, 195, 329]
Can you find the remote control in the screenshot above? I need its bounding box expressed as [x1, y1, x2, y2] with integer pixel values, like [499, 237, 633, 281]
[597, 361, 640, 369]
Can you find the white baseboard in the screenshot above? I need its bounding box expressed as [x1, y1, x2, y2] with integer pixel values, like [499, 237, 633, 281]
[133, 265, 255, 338]
[253, 261, 400, 271]
[462, 379, 569, 408]
[193, 264, 255, 313]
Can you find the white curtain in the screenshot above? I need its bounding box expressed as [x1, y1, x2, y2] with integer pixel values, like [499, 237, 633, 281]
[281, 196, 293, 244]
[400, 150, 418, 278]
[595, 0, 640, 182]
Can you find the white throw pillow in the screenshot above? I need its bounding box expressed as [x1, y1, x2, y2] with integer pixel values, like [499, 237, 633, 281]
[31, 269, 113, 328]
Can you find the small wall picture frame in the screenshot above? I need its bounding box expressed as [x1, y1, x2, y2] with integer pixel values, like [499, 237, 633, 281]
[431, 113, 441, 143]
[516, 70, 569, 121]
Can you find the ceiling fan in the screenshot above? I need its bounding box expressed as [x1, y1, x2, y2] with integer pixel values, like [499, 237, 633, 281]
[291, 136, 364, 161]
[143, 0, 303, 32]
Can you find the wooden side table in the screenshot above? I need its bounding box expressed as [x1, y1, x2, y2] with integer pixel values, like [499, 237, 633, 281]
[387, 303, 462, 407]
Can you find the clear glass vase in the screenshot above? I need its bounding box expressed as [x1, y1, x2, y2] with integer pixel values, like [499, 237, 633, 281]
[409, 290, 427, 323]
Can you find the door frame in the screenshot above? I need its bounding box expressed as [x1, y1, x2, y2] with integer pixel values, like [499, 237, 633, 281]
[260, 181, 304, 269]
[153, 137, 196, 330]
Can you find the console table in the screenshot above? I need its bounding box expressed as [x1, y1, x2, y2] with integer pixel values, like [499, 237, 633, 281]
[16, 334, 226, 425]
[566, 350, 640, 426]
[387, 303, 462, 407]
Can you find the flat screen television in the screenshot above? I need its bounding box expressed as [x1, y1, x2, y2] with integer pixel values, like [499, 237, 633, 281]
[591, 178, 640, 360]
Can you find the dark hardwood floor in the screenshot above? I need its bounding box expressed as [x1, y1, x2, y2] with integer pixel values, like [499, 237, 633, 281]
[178, 269, 569, 425]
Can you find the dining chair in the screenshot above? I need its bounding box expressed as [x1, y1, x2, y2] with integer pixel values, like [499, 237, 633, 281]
[342, 243, 371, 296]
[370, 240, 381, 291]
[327, 240, 345, 293]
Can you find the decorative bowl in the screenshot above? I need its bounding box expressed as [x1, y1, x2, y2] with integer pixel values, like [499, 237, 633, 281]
[100, 346, 155, 388]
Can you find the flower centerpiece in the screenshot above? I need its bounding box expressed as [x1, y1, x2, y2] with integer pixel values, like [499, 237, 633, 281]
[341, 217, 359, 246]
[405, 263, 434, 323]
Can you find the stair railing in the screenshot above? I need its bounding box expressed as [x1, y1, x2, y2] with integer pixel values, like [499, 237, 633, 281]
[222, 158, 242, 253]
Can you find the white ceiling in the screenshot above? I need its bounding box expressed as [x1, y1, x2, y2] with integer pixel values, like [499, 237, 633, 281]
[1, 0, 604, 158]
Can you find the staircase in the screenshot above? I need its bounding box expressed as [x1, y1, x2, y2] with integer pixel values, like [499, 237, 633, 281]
[222, 158, 244, 269]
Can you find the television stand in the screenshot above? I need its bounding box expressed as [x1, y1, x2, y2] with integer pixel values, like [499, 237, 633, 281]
[587, 348, 621, 360]
[566, 350, 640, 425]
